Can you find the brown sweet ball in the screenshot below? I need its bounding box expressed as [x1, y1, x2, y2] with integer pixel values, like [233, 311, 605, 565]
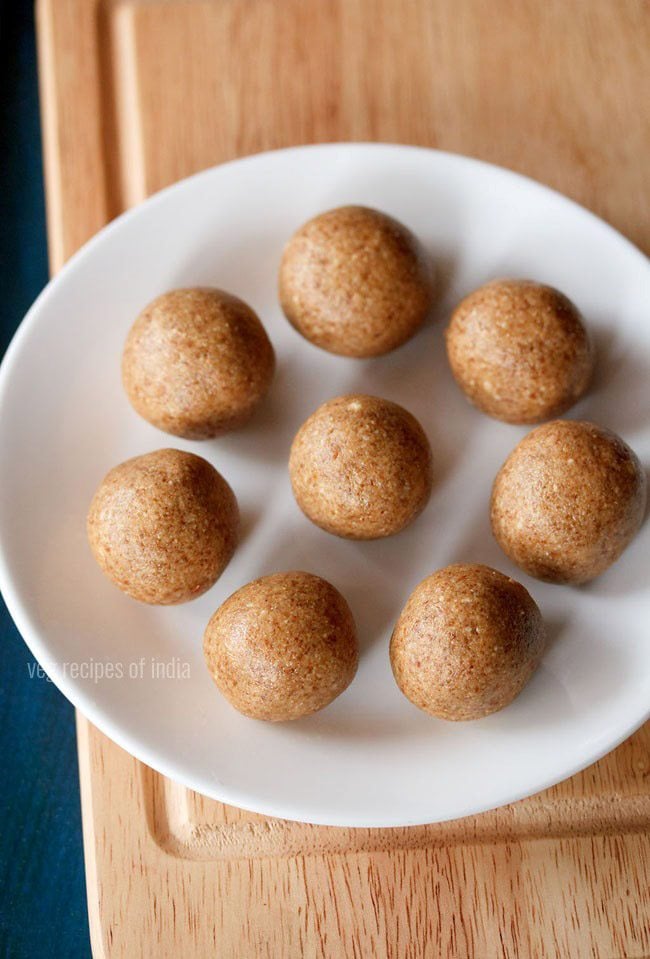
[122, 288, 275, 439]
[491, 420, 646, 584]
[87, 448, 239, 604]
[279, 205, 434, 357]
[203, 571, 359, 722]
[446, 279, 594, 424]
[390, 564, 546, 721]
[289, 394, 433, 540]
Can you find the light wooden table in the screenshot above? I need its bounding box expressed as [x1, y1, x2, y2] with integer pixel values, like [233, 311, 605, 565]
[37, 1, 650, 956]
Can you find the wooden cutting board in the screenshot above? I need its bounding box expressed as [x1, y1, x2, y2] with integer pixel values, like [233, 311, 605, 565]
[36, 1, 650, 956]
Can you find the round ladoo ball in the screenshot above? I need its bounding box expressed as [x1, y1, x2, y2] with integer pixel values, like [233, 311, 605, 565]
[491, 420, 646, 584]
[122, 288, 275, 439]
[279, 205, 434, 357]
[446, 279, 594, 424]
[203, 571, 359, 722]
[390, 564, 546, 721]
[289, 394, 433, 539]
[87, 449, 239, 604]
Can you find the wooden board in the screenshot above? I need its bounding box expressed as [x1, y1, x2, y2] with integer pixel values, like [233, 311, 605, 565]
[36, 1, 650, 956]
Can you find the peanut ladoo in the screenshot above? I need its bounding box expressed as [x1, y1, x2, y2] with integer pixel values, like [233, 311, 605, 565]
[122, 288, 275, 439]
[203, 571, 359, 722]
[87, 448, 239, 604]
[279, 206, 434, 357]
[390, 564, 546, 720]
[446, 279, 594, 424]
[289, 394, 433, 539]
[491, 420, 646, 584]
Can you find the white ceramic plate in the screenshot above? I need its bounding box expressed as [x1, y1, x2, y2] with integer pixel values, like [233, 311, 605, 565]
[0, 144, 648, 827]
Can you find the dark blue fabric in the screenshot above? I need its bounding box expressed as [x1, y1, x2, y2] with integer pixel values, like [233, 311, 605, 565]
[0, 4, 91, 956]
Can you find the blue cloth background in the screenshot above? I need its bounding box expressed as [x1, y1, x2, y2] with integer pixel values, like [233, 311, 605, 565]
[0, 4, 91, 956]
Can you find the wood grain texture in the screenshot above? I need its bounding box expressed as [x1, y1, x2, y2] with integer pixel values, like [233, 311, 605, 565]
[37, 0, 650, 956]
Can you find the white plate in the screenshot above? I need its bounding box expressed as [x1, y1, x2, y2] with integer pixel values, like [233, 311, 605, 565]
[0, 144, 648, 827]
